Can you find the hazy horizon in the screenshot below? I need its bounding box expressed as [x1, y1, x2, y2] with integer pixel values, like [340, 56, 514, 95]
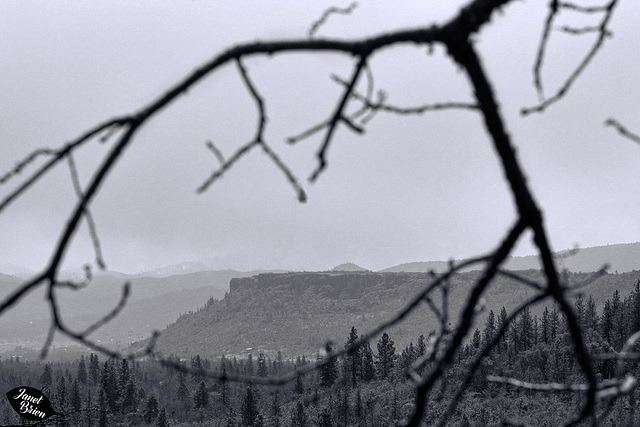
[2, 1, 640, 277]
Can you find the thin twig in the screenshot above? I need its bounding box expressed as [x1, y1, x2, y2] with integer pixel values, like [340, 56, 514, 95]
[308, 2, 359, 38]
[605, 118, 640, 145]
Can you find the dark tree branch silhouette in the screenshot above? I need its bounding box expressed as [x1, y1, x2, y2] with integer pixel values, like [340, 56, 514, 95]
[0, 0, 636, 425]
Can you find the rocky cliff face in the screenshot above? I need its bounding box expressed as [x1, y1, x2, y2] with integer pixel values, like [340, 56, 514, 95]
[144, 269, 640, 360]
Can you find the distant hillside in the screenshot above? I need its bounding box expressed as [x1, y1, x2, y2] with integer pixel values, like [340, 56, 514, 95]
[381, 261, 454, 273]
[0, 270, 259, 352]
[382, 242, 640, 273]
[332, 263, 368, 272]
[140, 269, 640, 360]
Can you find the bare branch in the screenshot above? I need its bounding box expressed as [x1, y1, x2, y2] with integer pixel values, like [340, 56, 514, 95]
[78, 282, 131, 338]
[309, 55, 368, 182]
[0, 148, 55, 185]
[67, 153, 106, 270]
[605, 118, 640, 145]
[205, 140, 226, 165]
[0, 118, 130, 215]
[522, 0, 619, 115]
[308, 2, 359, 38]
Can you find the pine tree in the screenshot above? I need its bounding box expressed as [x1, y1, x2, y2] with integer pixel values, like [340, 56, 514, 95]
[194, 380, 209, 409]
[317, 406, 332, 427]
[361, 340, 375, 382]
[345, 326, 361, 387]
[483, 310, 496, 347]
[77, 355, 88, 384]
[241, 384, 260, 426]
[246, 353, 255, 377]
[375, 332, 396, 380]
[586, 295, 599, 333]
[118, 359, 130, 396]
[85, 389, 93, 427]
[291, 401, 307, 427]
[120, 379, 135, 414]
[98, 387, 108, 427]
[89, 353, 100, 385]
[56, 375, 67, 414]
[191, 355, 204, 382]
[541, 306, 550, 344]
[293, 374, 304, 394]
[156, 408, 168, 427]
[497, 306, 509, 353]
[225, 407, 238, 427]
[519, 306, 533, 352]
[40, 363, 53, 390]
[176, 372, 190, 401]
[471, 328, 482, 350]
[70, 379, 81, 412]
[319, 347, 338, 388]
[143, 395, 159, 424]
[612, 289, 625, 351]
[274, 351, 284, 375]
[270, 392, 281, 427]
[574, 295, 586, 330]
[257, 352, 268, 377]
[100, 360, 118, 412]
[602, 299, 614, 346]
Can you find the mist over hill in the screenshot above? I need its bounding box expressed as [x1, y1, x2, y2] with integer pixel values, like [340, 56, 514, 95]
[382, 242, 640, 273]
[0, 270, 262, 353]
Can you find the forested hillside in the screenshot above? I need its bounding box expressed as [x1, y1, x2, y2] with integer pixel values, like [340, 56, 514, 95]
[145, 270, 640, 360]
[2, 281, 640, 426]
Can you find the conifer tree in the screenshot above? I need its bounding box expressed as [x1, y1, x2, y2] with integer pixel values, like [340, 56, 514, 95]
[483, 310, 496, 347]
[270, 392, 281, 427]
[143, 395, 159, 424]
[176, 372, 189, 401]
[70, 379, 81, 412]
[293, 374, 304, 394]
[77, 355, 87, 384]
[225, 407, 238, 427]
[191, 355, 204, 382]
[89, 353, 100, 385]
[344, 326, 361, 387]
[194, 380, 209, 409]
[241, 384, 260, 426]
[317, 406, 332, 427]
[85, 389, 93, 427]
[519, 306, 533, 352]
[156, 408, 168, 427]
[274, 351, 284, 375]
[56, 375, 67, 415]
[100, 360, 118, 412]
[471, 328, 482, 350]
[541, 306, 550, 344]
[40, 363, 53, 390]
[497, 306, 509, 353]
[361, 340, 375, 382]
[375, 332, 396, 380]
[98, 388, 108, 427]
[128, 379, 140, 414]
[586, 295, 599, 334]
[291, 401, 307, 427]
[319, 347, 338, 388]
[257, 352, 268, 377]
[118, 359, 130, 395]
[246, 353, 255, 377]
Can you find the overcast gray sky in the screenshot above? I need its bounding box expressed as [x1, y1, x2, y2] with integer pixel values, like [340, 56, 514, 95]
[1, 1, 639, 274]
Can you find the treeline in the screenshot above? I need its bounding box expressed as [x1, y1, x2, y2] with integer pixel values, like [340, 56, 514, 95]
[2, 280, 640, 426]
